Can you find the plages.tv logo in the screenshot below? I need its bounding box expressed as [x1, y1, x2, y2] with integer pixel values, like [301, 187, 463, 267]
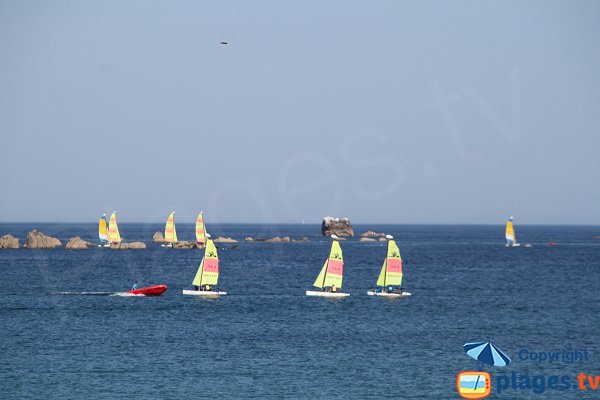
[457, 371, 491, 399]
[457, 341, 511, 399]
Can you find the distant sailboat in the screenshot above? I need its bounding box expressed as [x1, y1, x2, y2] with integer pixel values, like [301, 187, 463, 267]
[306, 235, 350, 298]
[182, 234, 227, 296]
[505, 217, 520, 247]
[195, 212, 206, 246]
[163, 211, 177, 247]
[108, 211, 121, 244]
[98, 214, 109, 247]
[367, 235, 411, 297]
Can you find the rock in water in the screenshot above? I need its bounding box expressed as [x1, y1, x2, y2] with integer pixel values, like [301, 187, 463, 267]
[213, 237, 238, 243]
[66, 237, 93, 249]
[110, 242, 146, 249]
[153, 231, 165, 242]
[24, 230, 62, 249]
[0, 235, 19, 249]
[359, 237, 376, 242]
[360, 230, 386, 238]
[172, 241, 198, 249]
[321, 216, 354, 237]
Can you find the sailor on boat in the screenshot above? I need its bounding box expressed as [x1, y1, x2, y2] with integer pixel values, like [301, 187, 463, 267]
[132, 281, 139, 290]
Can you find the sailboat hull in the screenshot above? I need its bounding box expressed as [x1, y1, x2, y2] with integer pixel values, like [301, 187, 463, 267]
[127, 285, 168, 296]
[505, 243, 520, 247]
[306, 290, 350, 298]
[367, 290, 411, 298]
[182, 290, 227, 297]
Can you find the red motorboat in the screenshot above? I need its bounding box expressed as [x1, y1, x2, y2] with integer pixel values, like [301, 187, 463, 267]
[127, 284, 168, 296]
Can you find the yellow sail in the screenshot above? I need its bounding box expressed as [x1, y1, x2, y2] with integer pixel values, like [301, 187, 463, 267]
[98, 215, 108, 242]
[192, 258, 205, 286]
[192, 239, 219, 286]
[376, 260, 387, 287]
[312, 260, 328, 288]
[505, 220, 516, 244]
[195, 212, 206, 244]
[165, 212, 177, 243]
[323, 240, 344, 289]
[377, 239, 403, 287]
[108, 212, 121, 243]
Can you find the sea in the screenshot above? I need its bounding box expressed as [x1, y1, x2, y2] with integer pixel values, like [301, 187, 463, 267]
[1, 223, 599, 399]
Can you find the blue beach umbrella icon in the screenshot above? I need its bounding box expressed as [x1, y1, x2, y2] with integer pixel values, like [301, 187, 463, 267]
[462, 341, 510, 395]
[463, 341, 511, 367]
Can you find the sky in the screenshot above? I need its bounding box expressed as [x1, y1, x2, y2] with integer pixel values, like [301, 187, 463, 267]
[0, 0, 599, 224]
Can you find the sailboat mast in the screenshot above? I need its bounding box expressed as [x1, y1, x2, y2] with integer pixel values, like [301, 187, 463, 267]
[383, 240, 389, 287]
[321, 259, 329, 288]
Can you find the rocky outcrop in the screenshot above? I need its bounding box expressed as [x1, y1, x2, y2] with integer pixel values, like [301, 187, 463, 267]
[213, 237, 238, 243]
[359, 237, 376, 242]
[245, 236, 309, 243]
[110, 242, 146, 249]
[24, 230, 62, 249]
[0, 235, 19, 249]
[66, 237, 93, 249]
[321, 216, 354, 237]
[153, 231, 165, 242]
[172, 241, 199, 249]
[361, 231, 386, 238]
[265, 236, 291, 243]
[378, 237, 387, 242]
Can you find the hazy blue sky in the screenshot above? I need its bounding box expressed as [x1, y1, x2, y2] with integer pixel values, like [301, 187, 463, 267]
[1, 1, 599, 224]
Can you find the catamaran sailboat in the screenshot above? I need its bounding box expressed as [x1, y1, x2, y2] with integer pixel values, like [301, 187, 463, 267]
[306, 235, 350, 298]
[98, 213, 109, 247]
[182, 234, 227, 297]
[505, 217, 520, 247]
[367, 235, 411, 297]
[162, 211, 177, 248]
[108, 211, 121, 245]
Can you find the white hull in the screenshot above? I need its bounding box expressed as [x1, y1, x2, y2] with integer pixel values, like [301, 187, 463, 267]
[506, 243, 520, 247]
[306, 290, 350, 298]
[161, 243, 173, 248]
[367, 290, 411, 298]
[182, 289, 227, 296]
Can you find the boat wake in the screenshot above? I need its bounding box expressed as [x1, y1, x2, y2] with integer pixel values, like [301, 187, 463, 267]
[54, 291, 115, 296]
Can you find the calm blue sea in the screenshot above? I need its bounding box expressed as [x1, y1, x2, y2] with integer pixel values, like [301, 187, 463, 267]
[1, 223, 599, 399]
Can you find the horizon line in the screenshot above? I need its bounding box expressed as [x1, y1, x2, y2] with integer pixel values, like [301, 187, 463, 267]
[1, 221, 599, 227]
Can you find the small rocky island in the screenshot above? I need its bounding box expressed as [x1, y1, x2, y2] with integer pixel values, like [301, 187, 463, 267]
[110, 242, 147, 249]
[245, 236, 309, 243]
[24, 230, 62, 249]
[0, 234, 19, 249]
[321, 216, 354, 237]
[66, 237, 94, 249]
